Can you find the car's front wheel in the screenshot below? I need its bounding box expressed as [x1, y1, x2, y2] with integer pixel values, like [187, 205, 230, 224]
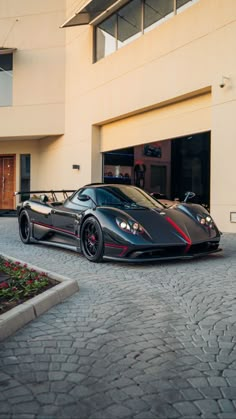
[19, 210, 32, 244]
[81, 217, 104, 262]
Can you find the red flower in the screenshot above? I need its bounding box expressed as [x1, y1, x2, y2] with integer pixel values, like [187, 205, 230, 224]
[0, 282, 9, 289]
[26, 280, 34, 285]
[12, 287, 18, 291]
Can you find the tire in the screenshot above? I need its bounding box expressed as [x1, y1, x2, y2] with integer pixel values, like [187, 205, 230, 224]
[19, 210, 32, 244]
[81, 217, 104, 262]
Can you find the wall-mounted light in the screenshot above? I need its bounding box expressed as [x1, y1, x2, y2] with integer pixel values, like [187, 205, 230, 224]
[219, 75, 230, 88]
[72, 164, 80, 170]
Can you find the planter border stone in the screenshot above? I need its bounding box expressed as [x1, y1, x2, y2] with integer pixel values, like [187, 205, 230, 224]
[0, 252, 79, 341]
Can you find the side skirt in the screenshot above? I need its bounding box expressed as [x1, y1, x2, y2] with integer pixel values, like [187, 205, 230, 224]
[30, 237, 81, 253]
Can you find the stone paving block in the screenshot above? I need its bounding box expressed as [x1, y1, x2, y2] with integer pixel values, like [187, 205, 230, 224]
[133, 411, 159, 419]
[218, 398, 235, 413]
[3, 385, 31, 399]
[69, 384, 95, 399]
[173, 400, 200, 416]
[158, 389, 184, 403]
[29, 382, 50, 395]
[37, 405, 61, 417]
[194, 399, 220, 414]
[50, 380, 74, 393]
[105, 388, 129, 402]
[0, 402, 13, 414]
[11, 415, 35, 419]
[35, 392, 56, 404]
[101, 403, 133, 418]
[187, 377, 209, 387]
[48, 371, 67, 381]
[225, 377, 236, 386]
[221, 387, 236, 399]
[208, 376, 228, 387]
[198, 386, 223, 399]
[60, 362, 78, 372]
[12, 401, 41, 415]
[180, 388, 203, 401]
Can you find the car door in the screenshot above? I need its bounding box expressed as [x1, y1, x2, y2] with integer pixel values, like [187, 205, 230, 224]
[51, 188, 95, 245]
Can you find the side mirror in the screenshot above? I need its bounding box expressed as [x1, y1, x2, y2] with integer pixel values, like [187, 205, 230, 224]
[77, 194, 90, 202]
[184, 191, 196, 202]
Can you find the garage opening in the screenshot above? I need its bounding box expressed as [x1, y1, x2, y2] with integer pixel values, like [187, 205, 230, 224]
[103, 131, 210, 209]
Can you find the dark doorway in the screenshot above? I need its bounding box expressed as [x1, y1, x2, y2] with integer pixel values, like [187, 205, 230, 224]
[171, 132, 210, 208]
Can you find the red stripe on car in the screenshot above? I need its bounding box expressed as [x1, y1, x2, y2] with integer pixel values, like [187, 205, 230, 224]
[165, 216, 191, 252]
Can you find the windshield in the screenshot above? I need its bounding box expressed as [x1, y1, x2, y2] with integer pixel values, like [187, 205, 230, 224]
[96, 186, 164, 209]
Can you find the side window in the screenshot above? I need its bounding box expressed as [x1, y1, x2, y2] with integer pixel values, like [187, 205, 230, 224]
[71, 188, 95, 207]
[0, 53, 13, 106]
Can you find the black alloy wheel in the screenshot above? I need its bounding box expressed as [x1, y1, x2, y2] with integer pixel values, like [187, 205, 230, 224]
[81, 217, 104, 262]
[19, 210, 32, 244]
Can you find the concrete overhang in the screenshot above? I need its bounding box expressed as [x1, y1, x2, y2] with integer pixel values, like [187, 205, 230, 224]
[61, 0, 129, 27]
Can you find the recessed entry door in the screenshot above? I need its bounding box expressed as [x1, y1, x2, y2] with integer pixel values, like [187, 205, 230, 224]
[0, 156, 15, 209]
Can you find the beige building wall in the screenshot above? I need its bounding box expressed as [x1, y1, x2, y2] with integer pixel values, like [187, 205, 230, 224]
[0, 0, 66, 196]
[63, 0, 236, 232]
[0, 0, 66, 136]
[0, 0, 236, 233]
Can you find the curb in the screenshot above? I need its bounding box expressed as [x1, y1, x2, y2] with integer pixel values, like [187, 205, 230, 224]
[0, 253, 79, 342]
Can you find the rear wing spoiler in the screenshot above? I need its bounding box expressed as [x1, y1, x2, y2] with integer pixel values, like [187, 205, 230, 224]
[14, 190, 76, 201]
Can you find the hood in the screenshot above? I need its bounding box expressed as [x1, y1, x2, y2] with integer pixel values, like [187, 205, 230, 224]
[105, 204, 219, 245]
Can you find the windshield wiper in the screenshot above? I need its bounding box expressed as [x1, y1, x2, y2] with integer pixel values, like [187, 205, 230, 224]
[100, 201, 151, 209]
[100, 202, 125, 206]
[124, 203, 149, 209]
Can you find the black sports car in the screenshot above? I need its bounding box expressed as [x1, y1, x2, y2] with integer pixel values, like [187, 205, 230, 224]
[16, 184, 221, 263]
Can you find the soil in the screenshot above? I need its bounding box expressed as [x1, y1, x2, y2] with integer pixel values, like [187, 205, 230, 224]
[0, 271, 58, 315]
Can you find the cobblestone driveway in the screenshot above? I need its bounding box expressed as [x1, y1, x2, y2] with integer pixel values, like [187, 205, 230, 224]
[1, 217, 236, 419]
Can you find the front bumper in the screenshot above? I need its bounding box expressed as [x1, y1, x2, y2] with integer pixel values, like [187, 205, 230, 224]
[103, 240, 222, 263]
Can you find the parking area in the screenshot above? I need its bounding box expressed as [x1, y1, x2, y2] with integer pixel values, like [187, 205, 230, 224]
[1, 217, 236, 418]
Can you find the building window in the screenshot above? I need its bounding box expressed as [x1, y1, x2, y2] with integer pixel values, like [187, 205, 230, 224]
[20, 155, 31, 201]
[0, 53, 13, 106]
[144, 0, 174, 33]
[177, 0, 195, 13]
[96, 14, 117, 61]
[95, 0, 198, 61]
[117, 0, 142, 49]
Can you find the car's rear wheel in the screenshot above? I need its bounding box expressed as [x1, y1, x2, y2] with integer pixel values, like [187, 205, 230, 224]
[19, 210, 32, 244]
[81, 217, 104, 262]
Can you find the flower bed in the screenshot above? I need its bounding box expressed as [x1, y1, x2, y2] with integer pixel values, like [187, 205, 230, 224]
[0, 256, 58, 315]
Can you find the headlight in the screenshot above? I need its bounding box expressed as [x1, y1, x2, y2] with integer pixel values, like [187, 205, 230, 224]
[116, 218, 144, 235]
[197, 214, 214, 228]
